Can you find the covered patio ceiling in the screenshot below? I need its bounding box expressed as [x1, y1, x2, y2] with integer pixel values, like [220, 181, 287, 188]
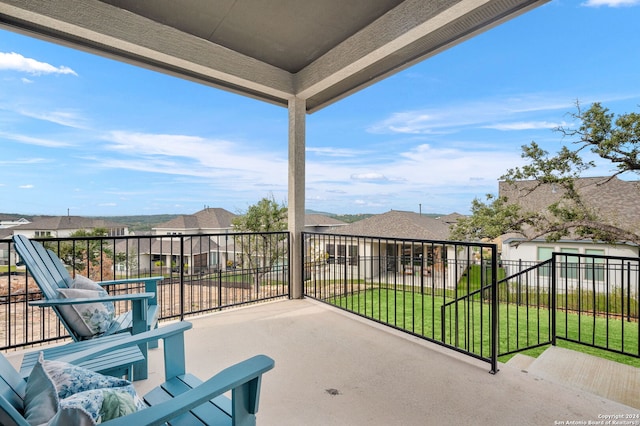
[0, 0, 547, 113]
[0, 0, 549, 298]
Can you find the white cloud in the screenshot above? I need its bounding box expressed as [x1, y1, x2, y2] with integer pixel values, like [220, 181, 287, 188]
[351, 173, 387, 181]
[367, 94, 576, 135]
[106, 131, 217, 158]
[0, 131, 72, 147]
[98, 130, 288, 188]
[483, 121, 566, 131]
[19, 184, 34, 189]
[18, 109, 88, 129]
[368, 111, 440, 134]
[0, 158, 49, 165]
[304, 140, 526, 214]
[307, 147, 363, 157]
[582, 0, 640, 6]
[0, 52, 78, 76]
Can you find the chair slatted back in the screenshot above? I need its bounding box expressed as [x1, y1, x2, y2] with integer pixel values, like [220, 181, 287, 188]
[47, 249, 74, 286]
[0, 354, 28, 426]
[13, 235, 71, 300]
[13, 234, 79, 339]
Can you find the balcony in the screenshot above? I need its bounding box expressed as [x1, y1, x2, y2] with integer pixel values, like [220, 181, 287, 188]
[2, 233, 639, 423]
[5, 298, 634, 424]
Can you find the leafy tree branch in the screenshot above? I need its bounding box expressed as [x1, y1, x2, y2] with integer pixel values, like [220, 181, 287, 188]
[451, 102, 640, 245]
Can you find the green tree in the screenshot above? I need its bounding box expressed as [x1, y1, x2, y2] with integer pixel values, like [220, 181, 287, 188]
[232, 196, 287, 232]
[54, 228, 115, 279]
[231, 196, 288, 271]
[450, 102, 640, 245]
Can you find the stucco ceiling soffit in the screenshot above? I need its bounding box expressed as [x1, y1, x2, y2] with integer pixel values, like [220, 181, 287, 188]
[0, 0, 550, 112]
[297, 0, 549, 112]
[0, 0, 294, 104]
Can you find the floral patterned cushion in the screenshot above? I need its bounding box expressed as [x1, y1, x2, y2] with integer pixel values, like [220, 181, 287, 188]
[24, 352, 145, 425]
[43, 356, 132, 400]
[56, 275, 115, 338]
[49, 387, 141, 425]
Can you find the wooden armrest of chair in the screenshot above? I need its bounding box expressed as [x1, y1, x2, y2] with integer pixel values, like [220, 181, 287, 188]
[58, 322, 192, 365]
[103, 354, 275, 426]
[98, 277, 161, 305]
[98, 276, 163, 286]
[29, 292, 155, 307]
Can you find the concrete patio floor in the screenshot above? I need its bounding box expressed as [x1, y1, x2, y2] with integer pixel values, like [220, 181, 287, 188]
[136, 299, 638, 425]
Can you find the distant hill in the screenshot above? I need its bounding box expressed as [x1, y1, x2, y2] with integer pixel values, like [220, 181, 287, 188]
[0, 213, 35, 221]
[305, 209, 445, 223]
[2, 210, 446, 230]
[90, 215, 180, 232]
[305, 210, 373, 224]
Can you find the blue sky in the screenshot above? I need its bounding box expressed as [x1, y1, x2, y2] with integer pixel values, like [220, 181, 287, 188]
[1, 0, 639, 217]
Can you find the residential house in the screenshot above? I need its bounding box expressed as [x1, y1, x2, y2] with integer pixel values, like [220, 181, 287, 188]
[436, 212, 465, 227]
[498, 177, 640, 292]
[1, 216, 129, 267]
[114, 235, 225, 276]
[123, 208, 238, 274]
[499, 177, 640, 263]
[152, 207, 236, 235]
[0, 217, 30, 229]
[310, 210, 465, 287]
[304, 214, 347, 233]
[7, 216, 129, 239]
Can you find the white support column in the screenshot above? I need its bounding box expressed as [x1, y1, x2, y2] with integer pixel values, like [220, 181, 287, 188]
[288, 97, 306, 299]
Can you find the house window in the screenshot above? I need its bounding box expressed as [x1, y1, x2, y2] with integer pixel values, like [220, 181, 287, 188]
[559, 248, 579, 280]
[584, 249, 605, 282]
[326, 243, 335, 263]
[537, 247, 553, 277]
[337, 244, 346, 264]
[109, 227, 126, 236]
[348, 245, 358, 266]
[35, 231, 52, 238]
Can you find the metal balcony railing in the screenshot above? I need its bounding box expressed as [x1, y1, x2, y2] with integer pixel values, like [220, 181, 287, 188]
[302, 232, 500, 372]
[303, 232, 640, 371]
[496, 253, 640, 359]
[0, 232, 289, 350]
[3, 231, 638, 370]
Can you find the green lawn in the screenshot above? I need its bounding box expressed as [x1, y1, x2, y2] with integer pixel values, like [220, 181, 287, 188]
[328, 287, 640, 368]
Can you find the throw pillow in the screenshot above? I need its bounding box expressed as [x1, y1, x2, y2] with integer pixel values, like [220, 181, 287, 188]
[71, 275, 104, 291]
[49, 387, 140, 425]
[56, 275, 115, 338]
[56, 288, 115, 337]
[41, 356, 132, 400]
[23, 354, 58, 425]
[24, 353, 145, 426]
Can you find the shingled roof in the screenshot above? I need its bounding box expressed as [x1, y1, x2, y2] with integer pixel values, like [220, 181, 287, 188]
[154, 208, 236, 232]
[304, 214, 346, 226]
[11, 216, 124, 231]
[332, 210, 451, 240]
[499, 176, 640, 235]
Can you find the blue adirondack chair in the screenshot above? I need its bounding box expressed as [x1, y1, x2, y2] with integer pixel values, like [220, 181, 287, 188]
[12, 234, 162, 379]
[0, 321, 275, 425]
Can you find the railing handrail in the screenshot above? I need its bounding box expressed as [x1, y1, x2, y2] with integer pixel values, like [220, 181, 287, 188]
[1, 231, 291, 350]
[498, 258, 553, 285]
[303, 231, 496, 249]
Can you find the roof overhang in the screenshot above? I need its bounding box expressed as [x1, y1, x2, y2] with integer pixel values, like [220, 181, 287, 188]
[0, 0, 548, 113]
